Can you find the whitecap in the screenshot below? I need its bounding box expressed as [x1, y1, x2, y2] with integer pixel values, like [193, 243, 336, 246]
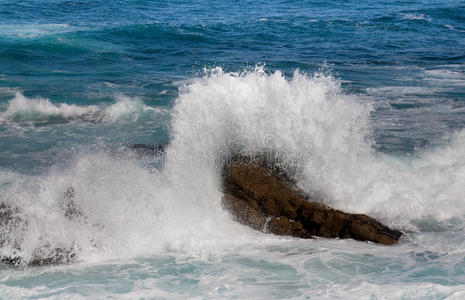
[0, 92, 165, 124]
[401, 13, 431, 21]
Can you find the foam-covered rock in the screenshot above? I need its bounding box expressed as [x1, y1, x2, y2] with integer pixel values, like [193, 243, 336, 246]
[0, 188, 81, 266]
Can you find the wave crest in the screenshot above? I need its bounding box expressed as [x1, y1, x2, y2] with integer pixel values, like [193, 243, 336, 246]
[0, 92, 163, 124]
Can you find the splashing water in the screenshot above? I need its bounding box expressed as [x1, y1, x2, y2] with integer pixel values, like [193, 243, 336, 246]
[1, 68, 465, 298]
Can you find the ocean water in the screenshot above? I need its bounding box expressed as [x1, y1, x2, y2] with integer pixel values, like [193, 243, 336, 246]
[1, 0, 465, 298]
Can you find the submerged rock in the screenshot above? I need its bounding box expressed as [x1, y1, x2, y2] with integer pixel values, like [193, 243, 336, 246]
[27, 245, 78, 266]
[61, 187, 85, 221]
[0, 188, 82, 266]
[222, 156, 402, 245]
[0, 203, 27, 251]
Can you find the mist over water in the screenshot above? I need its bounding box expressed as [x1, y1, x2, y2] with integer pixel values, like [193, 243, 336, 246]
[1, 0, 465, 298]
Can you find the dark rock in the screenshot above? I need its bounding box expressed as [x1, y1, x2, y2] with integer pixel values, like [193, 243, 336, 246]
[222, 156, 402, 245]
[0, 203, 27, 247]
[28, 245, 78, 266]
[0, 188, 83, 266]
[1, 245, 77, 267]
[0, 186, 104, 266]
[61, 187, 85, 221]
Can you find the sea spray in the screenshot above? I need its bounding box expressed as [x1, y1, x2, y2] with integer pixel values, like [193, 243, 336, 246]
[171, 67, 465, 230]
[1, 68, 465, 264]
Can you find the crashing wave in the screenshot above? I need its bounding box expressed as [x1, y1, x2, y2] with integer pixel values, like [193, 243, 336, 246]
[1, 68, 465, 265]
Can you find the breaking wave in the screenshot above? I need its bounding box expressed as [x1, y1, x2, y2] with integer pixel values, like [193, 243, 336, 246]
[0, 92, 164, 124]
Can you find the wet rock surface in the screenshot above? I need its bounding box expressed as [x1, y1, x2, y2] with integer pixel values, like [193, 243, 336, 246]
[222, 156, 403, 245]
[0, 188, 82, 266]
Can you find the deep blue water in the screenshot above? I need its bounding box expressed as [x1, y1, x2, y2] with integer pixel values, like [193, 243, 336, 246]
[1, 1, 465, 298]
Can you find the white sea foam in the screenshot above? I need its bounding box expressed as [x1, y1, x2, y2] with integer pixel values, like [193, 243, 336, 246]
[0, 92, 163, 124]
[0, 92, 99, 122]
[101, 94, 160, 122]
[423, 69, 465, 87]
[366, 86, 435, 97]
[402, 13, 431, 21]
[366, 67, 465, 103]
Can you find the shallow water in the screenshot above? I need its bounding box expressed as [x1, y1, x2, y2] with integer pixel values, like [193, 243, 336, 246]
[1, 0, 465, 298]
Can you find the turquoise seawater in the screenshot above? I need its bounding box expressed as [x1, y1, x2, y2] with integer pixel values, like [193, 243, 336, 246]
[1, 0, 465, 298]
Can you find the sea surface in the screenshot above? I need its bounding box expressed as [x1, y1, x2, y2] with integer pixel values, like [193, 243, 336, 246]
[1, 0, 465, 298]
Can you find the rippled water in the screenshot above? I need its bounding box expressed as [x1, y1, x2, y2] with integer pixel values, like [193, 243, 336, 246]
[1, 0, 465, 298]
